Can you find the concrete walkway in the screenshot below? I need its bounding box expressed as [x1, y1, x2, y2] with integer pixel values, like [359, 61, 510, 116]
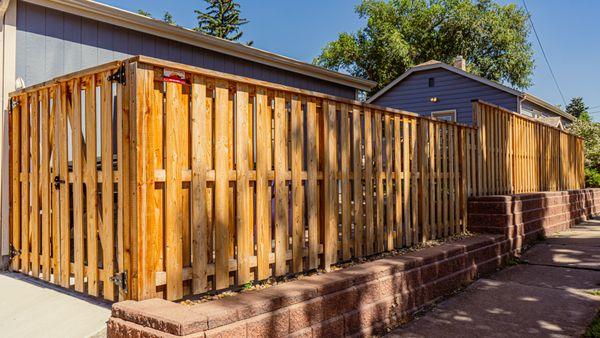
[0, 271, 111, 338]
[387, 219, 600, 338]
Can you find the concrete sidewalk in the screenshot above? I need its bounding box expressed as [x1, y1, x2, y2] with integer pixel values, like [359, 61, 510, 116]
[0, 271, 111, 338]
[387, 219, 600, 338]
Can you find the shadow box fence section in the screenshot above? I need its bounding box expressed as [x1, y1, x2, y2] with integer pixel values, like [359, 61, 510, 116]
[470, 100, 585, 196]
[8, 55, 474, 302]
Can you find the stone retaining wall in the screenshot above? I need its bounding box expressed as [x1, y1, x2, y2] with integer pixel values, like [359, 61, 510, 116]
[468, 189, 600, 249]
[107, 188, 600, 337]
[108, 234, 510, 337]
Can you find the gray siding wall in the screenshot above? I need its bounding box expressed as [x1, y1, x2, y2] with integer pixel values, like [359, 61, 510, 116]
[520, 100, 570, 126]
[15, 1, 356, 98]
[371, 68, 519, 125]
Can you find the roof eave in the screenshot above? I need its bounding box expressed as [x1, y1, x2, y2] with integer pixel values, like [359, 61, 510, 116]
[22, 0, 377, 91]
[522, 94, 575, 121]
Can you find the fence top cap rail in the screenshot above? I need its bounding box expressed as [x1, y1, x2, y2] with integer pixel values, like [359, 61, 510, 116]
[132, 55, 422, 118]
[9, 60, 123, 97]
[473, 99, 583, 139]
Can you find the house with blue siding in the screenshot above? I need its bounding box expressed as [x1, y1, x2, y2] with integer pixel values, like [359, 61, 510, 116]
[367, 57, 574, 128]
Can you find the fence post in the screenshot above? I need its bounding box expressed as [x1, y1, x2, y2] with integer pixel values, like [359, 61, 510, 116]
[130, 61, 161, 300]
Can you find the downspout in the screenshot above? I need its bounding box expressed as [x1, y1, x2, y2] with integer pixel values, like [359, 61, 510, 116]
[0, 0, 15, 267]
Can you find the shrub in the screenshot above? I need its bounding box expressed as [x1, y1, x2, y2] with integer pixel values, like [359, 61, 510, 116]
[585, 167, 600, 188]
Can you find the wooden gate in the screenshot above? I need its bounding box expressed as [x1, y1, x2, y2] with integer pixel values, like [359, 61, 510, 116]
[8, 61, 132, 301]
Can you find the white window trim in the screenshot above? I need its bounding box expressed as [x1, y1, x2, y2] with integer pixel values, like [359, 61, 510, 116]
[431, 109, 457, 122]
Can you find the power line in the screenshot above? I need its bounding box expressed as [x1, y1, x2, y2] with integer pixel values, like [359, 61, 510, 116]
[522, 0, 567, 107]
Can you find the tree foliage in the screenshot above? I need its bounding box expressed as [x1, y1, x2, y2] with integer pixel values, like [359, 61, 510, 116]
[195, 0, 249, 42]
[163, 11, 175, 25]
[566, 97, 590, 121]
[315, 0, 534, 93]
[569, 117, 600, 171]
[137, 9, 153, 18]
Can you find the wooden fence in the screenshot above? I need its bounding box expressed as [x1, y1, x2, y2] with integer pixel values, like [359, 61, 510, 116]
[7, 56, 583, 302]
[471, 100, 585, 196]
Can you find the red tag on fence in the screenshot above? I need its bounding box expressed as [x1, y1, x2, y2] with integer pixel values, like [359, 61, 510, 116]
[163, 69, 188, 85]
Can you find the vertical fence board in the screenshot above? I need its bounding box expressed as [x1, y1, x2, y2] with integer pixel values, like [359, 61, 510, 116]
[40, 89, 51, 281]
[274, 91, 288, 276]
[255, 87, 271, 279]
[85, 75, 99, 296]
[353, 107, 364, 257]
[323, 100, 338, 268]
[291, 95, 304, 271]
[235, 83, 252, 283]
[214, 79, 230, 289]
[165, 82, 185, 300]
[341, 104, 351, 259]
[71, 80, 84, 292]
[30, 93, 40, 278]
[100, 75, 114, 300]
[394, 116, 403, 247]
[364, 108, 374, 255]
[11, 96, 21, 271]
[191, 75, 208, 293]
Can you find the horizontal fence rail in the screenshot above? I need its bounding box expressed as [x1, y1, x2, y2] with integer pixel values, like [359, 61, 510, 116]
[7, 56, 584, 302]
[472, 100, 585, 196]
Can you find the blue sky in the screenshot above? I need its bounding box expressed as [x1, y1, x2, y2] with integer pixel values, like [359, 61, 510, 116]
[100, 0, 600, 119]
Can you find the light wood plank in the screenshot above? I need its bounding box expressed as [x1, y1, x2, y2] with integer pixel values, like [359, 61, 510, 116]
[11, 95, 21, 271]
[353, 107, 364, 257]
[340, 104, 351, 260]
[85, 75, 99, 296]
[30, 93, 40, 279]
[40, 89, 51, 281]
[323, 100, 338, 268]
[274, 91, 289, 276]
[100, 74, 115, 300]
[214, 79, 230, 289]
[364, 109, 374, 254]
[255, 87, 271, 279]
[235, 83, 252, 283]
[71, 80, 84, 292]
[291, 94, 304, 271]
[191, 75, 208, 293]
[165, 81, 184, 300]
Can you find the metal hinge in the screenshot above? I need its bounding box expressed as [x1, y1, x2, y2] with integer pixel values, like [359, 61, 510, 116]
[9, 98, 19, 110]
[108, 64, 126, 85]
[53, 175, 65, 190]
[110, 270, 128, 294]
[9, 244, 21, 259]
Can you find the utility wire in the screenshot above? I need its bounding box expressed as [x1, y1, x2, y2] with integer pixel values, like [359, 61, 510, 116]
[522, 0, 567, 107]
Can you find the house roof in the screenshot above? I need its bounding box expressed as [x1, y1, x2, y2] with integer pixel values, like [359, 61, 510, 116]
[536, 116, 564, 130]
[20, 0, 377, 91]
[367, 60, 575, 121]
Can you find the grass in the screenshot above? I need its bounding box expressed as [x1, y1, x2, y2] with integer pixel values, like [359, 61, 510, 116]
[584, 311, 600, 338]
[588, 290, 600, 297]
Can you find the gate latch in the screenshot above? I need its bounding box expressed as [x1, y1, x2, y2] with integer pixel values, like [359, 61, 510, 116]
[110, 271, 128, 293]
[108, 64, 126, 85]
[53, 176, 65, 190]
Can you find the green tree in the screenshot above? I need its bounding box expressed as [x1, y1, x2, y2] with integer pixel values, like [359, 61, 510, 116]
[194, 0, 249, 42]
[315, 0, 534, 93]
[137, 9, 153, 18]
[569, 117, 600, 170]
[163, 11, 175, 25]
[566, 97, 590, 121]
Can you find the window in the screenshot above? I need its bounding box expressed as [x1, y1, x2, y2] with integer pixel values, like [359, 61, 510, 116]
[428, 77, 435, 87]
[431, 110, 457, 122]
